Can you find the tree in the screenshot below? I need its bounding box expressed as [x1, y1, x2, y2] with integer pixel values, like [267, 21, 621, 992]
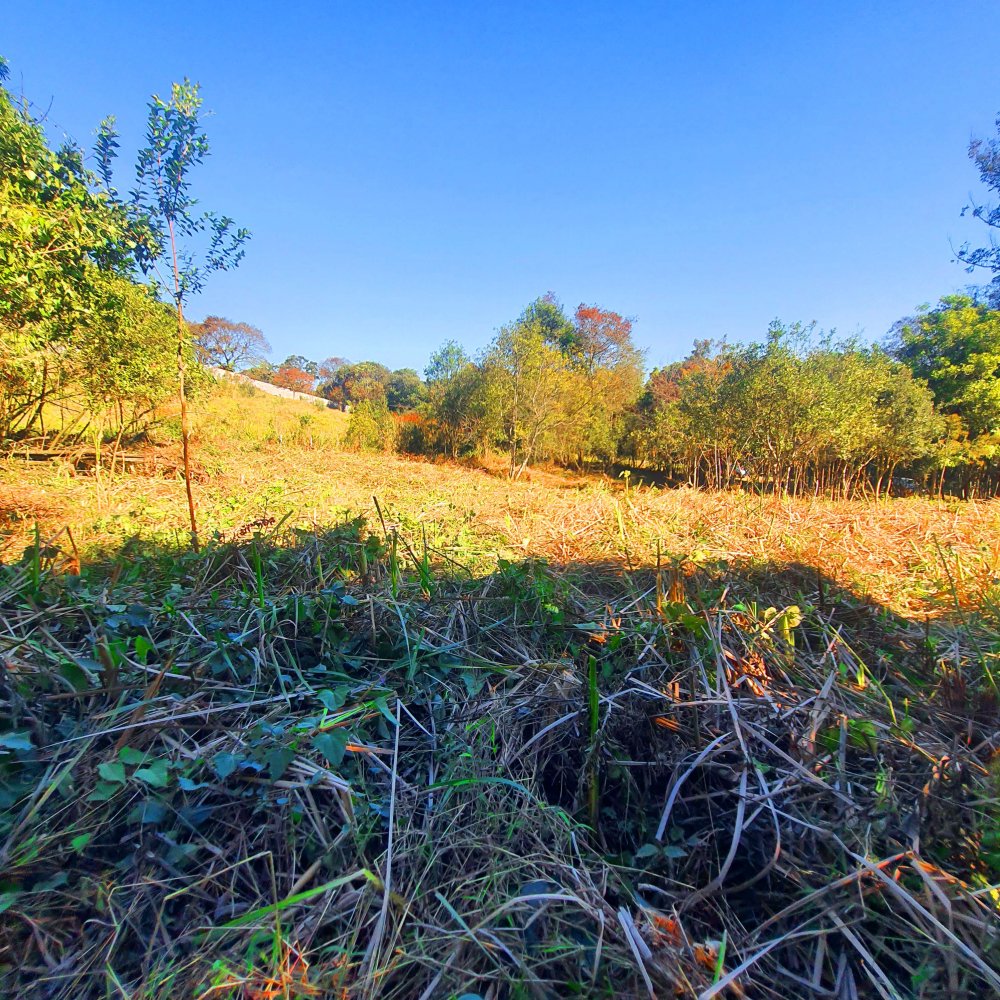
[125, 79, 251, 548]
[424, 341, 469, 383]
[318, 361, 390, 408]
[194, 316, 270, 370]
[520, 294, 575, 351]
[957, 114, 1000, 300]
[272, 366, 316, 393]
[76, 275, 197, 445]
[281, 354, 318, 376]
[482, 319, 577, 478]
[344, 396, 396, 452]
[564, 304, 644, 464]
[386, 369, 425, 411]
[890, 296, 1000, 438]
[890, 296, 1000, 494]
[422, 343, 483, 457]
[242, 360, 276, 383]
[0, 61, 148, 439]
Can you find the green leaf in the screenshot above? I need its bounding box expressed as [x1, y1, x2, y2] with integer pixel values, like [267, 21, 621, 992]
[265, 747, 296, 782]
[212, 752, 240, 779]
[313, 730, 348, 768]
[118, 747, 146, 766]
[635, 844, 660, 860]
[70, 833, 91, 852]
[133, 759, 170, 788]
[0, 731, 33, 752]
[131, 798, 168, 825]
[847, 719, 879, 753]
[133, 635, 154, 664]
[97, 761, 126, 784]
[374, 696, 397, 726]
[86, 781, 120, 802]
[661, 845, 688, 859]
[0, 892, 20, 915]
[317, 687, 347, 712]
[59, 659, 93, 691]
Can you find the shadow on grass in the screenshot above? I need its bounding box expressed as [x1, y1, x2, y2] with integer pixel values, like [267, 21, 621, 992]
[1, 520, 998, 999]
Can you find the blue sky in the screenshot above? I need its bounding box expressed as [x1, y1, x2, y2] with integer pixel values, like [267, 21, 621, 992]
[6, 2, 1000, 371]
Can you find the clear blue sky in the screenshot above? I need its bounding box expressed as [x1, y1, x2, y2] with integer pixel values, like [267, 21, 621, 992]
[6, 2, 1000, 372]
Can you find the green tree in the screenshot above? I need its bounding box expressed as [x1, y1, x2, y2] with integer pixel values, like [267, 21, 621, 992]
[563, 304, 644, 465]
[424, 341, 468, 383]
[891, 296, 1000, 437]
[386, 369, 425, 411]
[890, 295, 1000, 494]
[344, 396, 396, 452]
[482, 319, 577, 478]
[319, 361, 391, 408]
[422, 343, 484, 457]
[125, 79, 251, 547]
[957, 114, 1000, 300]
[281, 354, 318, 375]
[0, 62, 146, 438]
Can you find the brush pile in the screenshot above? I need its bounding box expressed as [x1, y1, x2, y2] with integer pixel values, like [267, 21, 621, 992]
[1, 518, 998, 998]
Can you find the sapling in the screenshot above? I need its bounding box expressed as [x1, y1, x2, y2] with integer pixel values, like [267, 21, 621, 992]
[101, 80, 250, 547]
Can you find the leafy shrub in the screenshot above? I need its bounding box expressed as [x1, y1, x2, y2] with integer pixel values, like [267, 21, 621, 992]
[344, 397, 396, 452]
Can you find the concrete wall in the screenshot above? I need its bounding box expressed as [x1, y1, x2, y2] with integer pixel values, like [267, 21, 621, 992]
[211, 368, 331, 406]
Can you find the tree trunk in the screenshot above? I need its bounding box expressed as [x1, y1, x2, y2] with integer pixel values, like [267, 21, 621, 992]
[168, 217, 199, 550]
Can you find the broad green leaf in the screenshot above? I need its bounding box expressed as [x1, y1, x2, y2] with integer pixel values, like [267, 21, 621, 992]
[317, 687, 347, 712]
[97, 761, 126, 784]
[0, 731, 33, 752]
[212, 752, 240, 779]
[86, 781, 120, 802]
[133, 635, 154, 663]
[265, 747, 296, 781]
[313, 730, 348, 768]
[133, 759, 170, 788]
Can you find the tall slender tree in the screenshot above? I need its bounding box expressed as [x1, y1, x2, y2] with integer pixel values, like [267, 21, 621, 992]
[116, 80, 250, 547]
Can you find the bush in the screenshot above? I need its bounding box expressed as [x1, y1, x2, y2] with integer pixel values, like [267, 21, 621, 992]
[394, 411, 430, 454]
[344, 397, 396, 452]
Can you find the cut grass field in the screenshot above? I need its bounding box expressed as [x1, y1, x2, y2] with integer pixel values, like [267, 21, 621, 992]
[1, 383, 999, 998]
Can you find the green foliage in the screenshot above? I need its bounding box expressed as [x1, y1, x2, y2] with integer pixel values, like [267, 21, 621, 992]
[482, 318, 580, 478]
[319, 361, 426, 413]
[891, 296, 1000, 493]
[0, 80, 139, 336]
[891, 296, 1000, 438]
[634, 326, 944, 496]
[385, 368, 426, 411]
[957, 113, 1000, 296]
[0, 73, 187, 442]
[129, 80, 250, 300]
[344, 396, 396, 452]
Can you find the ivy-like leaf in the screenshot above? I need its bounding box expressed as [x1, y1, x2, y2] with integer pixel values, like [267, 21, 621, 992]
[313, 730, 348, 768]
[134, 759, 170, 788]
[97, 761, 126, 784]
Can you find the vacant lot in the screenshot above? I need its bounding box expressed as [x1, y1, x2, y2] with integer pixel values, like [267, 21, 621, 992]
[1, 386, 998, 998]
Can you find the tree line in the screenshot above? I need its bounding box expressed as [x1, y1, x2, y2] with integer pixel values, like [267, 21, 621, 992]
[218, 289, 997, 498]
[3, 56, 999, 498]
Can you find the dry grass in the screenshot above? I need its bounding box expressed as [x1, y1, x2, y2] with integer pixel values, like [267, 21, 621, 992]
[1, 384, 998, 616]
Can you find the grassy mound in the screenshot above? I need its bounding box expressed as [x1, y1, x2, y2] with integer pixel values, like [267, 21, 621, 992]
[1, 511, 998, 998]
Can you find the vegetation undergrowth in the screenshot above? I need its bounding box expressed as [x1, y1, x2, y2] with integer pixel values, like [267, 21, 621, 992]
[1, 507, 999, 998]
